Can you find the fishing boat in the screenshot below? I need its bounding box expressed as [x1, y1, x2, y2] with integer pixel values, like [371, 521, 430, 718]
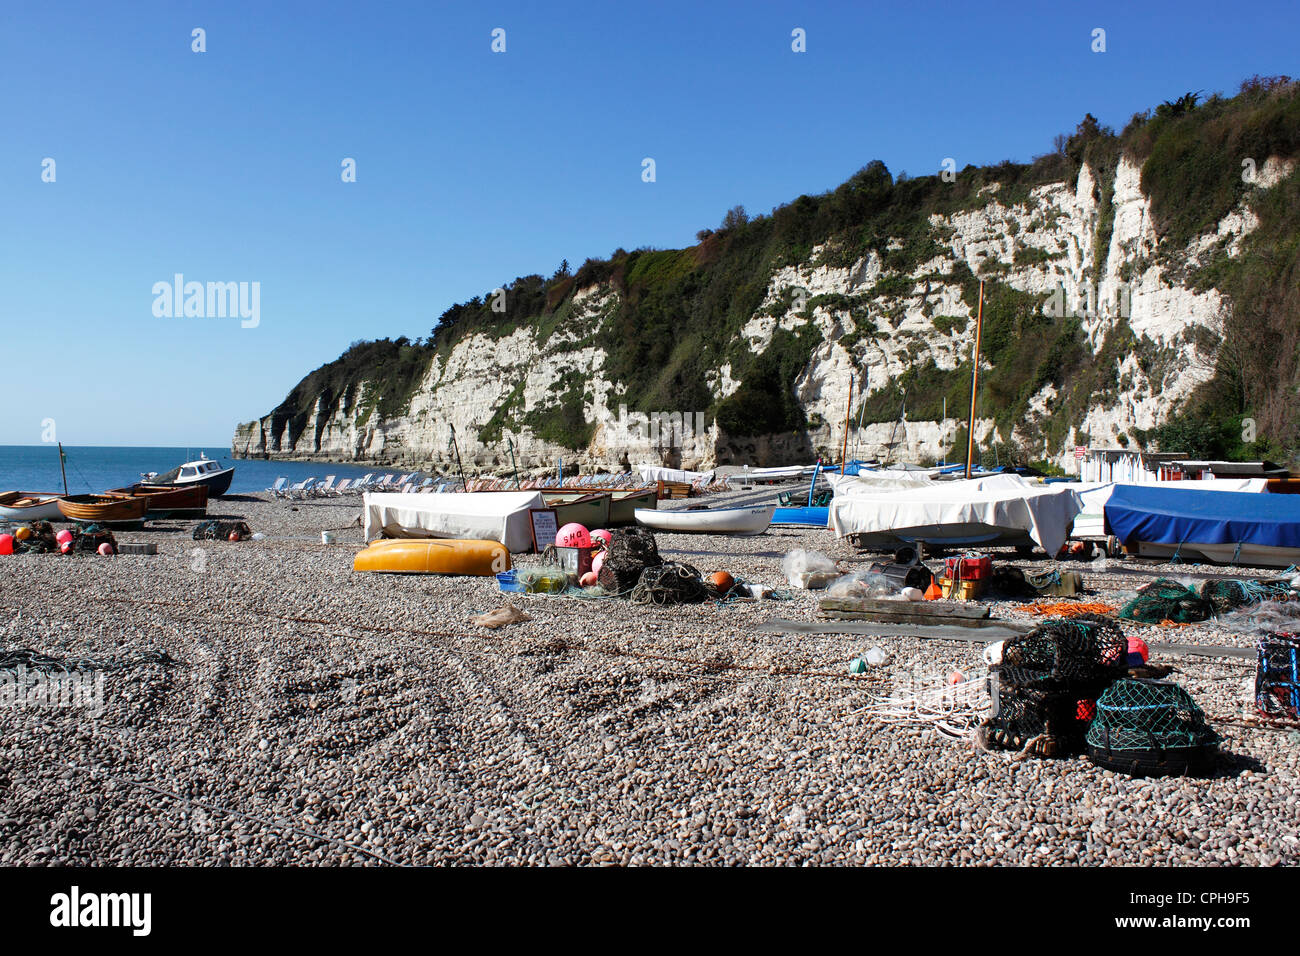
[541, 491, 611, 529]
[830, 478, 1083, 555]
[772, 506, 830, 528]
[635, 504, 774, 536]
[143, 454, 235, 496]
[0, 492, 66, 522]
[57, 494, 149, 528]
[609, 488, 657, 526]
[1105, 484, 1300, 568]
[105, 483, 209, 517]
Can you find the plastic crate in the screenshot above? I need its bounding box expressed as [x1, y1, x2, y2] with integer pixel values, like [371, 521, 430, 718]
[941, 576, 987, 600]
[945, 555, 992, 581]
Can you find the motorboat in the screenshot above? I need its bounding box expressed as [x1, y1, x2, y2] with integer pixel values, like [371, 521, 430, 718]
[143, 453, 235, 496]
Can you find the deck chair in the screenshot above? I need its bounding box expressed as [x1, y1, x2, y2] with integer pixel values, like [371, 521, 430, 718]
[313, 476, 337, 497]
[268, 477, 289, 498]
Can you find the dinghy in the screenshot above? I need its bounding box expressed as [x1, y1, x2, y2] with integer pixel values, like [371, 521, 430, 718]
[541, 491, 611, 529]
[353, 538, 510, 575]
[0, 492, 65, 522]
[608, 488, 657, 526]
[635, 504, 774, 536]
[57, 494, 149, 528]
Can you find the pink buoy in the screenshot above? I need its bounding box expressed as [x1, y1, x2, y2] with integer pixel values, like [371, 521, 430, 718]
[60, 541, 74, 555]
[55, 529, 74, 545]
[579, 570, 599, 587]
[555, 522, 591, 548]
[1127, 635, 1150, 666]
[591, 552, 605, 576]
[0, 534, 12, 555]
[98, 542, 115, 556]
[590, 529, 612, 550]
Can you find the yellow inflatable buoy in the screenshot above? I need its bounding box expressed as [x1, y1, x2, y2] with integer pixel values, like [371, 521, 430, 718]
[13, 526, 33, 542]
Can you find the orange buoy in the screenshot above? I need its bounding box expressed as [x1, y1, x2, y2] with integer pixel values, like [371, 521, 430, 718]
[707, 571, 735, 593]
[924, 579, 944, 600]
[13, 526, 33, 542]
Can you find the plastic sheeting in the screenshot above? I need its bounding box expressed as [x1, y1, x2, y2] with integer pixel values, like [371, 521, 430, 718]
[637, 466, 716, 485]
[363, 490, 545, 552]
[1104, 485, 1300, 550]
[830, 481, 1083, 554]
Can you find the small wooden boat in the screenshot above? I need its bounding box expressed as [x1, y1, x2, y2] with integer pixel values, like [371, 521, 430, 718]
[106, 483, 209, 516]
[635, 504, 774, 536]
[57, 494, 149, 528]
[608, 488, 657, 526]
[541, 491, 611, 529]
[353, 538, 510, 575]
[0, 491, 66, 522]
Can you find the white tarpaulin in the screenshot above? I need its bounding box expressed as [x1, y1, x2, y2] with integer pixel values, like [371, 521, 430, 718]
[637, 466, 715, 485]
[363, 491, 545, 551]
[1064, 478, 1270, 538]
[830, 481, 1084, 555]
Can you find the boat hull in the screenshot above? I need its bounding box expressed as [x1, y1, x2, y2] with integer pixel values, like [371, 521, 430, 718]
[609, 489, 657, 526]
[353, 538, 510, 575]
[0, 492, 65, 522]
[541, 492, 611, 529]
[106, 483, 209, 517]
[57, 494, 149, 528]
[845, 522, 1036, 552]
[171, 467, 235, 497]
[1129, 539, 1300, 569]
[635, 505, 774, 536]
[772, 506, 830, 528]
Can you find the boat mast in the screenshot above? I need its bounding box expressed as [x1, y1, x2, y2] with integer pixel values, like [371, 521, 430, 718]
[840, 373, 854, 475]
[448, 424, 468, 487]
[58, 442, 69, 496]
[965, 280, 985, 479]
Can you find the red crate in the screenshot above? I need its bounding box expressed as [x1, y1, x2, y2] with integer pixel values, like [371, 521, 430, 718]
[945, 555, 992, 581]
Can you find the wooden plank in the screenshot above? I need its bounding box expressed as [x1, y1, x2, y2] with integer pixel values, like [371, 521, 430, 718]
[816, 609, 998, 628]
[817, 597, 990, 620]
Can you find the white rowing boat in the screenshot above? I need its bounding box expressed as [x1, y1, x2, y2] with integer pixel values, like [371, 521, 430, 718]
[634, 504, 774, 536]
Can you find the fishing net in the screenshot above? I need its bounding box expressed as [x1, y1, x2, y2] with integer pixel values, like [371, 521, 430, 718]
[192, 520, 252, 541]
[12, 521, 59, 554]
[597, 527, 661, 594]
[1200, 578, 1294, 615]
[996, 614, 1129, 687]
[72, 525, 117, 554]
[1118, 578, 1213, 624]
[630, 561, 711, 605]
[1085, 679, 1219, 759]
[1256, 632, 1300, 720]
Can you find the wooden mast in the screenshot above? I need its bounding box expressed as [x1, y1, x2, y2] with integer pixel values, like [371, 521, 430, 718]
[964, 281, 985, 479]
[840, 373, 854, 475]
[58, 442, 69, 496]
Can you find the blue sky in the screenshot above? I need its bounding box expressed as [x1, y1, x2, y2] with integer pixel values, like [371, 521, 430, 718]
[1, 0, 1295, 445]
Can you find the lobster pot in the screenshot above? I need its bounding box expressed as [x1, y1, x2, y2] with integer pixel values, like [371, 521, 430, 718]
[1085, 679, 1220, 777]
[597, 527, 661, 594]
[997, 614, 1129, 687]
[1256, 632, 1300, 720]
[867, 561, 933, 591]
[982, 677, 1103, 757]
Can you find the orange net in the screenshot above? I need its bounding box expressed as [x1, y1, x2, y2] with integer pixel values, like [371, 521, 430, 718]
[1017, 601, 1116, 618]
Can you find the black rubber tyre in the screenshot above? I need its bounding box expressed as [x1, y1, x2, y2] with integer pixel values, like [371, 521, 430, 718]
[1086, 743, 1219, 778]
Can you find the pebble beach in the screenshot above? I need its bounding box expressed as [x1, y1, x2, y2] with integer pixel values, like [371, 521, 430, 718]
[1, 488, 1296, 867]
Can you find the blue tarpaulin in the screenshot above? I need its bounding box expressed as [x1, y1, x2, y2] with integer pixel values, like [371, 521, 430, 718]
[1104, 485, 1300, 549]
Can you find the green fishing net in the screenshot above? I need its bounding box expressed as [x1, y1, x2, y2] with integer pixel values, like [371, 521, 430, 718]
[1201, 578, 1293, 615]
[1085, 679, 1220, 752]
[1118, 578, 1213, 624]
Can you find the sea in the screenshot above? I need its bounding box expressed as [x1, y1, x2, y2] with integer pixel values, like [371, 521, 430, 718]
[0, 446, 385, 496]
